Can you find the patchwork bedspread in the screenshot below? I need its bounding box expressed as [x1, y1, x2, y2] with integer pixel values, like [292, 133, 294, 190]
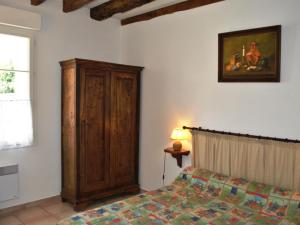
[57, 167, 300, 225]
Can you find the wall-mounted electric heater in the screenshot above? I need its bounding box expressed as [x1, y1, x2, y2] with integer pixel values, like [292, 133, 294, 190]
[0, 164, 19, 202]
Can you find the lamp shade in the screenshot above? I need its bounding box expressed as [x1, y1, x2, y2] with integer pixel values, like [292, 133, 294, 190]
[170, 128, 189, 140]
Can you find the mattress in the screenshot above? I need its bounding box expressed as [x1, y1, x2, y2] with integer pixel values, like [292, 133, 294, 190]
[57, 167, 300, 225]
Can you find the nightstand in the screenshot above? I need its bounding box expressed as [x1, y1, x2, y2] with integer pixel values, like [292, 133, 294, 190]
[164, 147, 190, 168]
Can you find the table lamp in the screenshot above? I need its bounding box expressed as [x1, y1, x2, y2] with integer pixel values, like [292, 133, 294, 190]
[170, 128, 189, 151]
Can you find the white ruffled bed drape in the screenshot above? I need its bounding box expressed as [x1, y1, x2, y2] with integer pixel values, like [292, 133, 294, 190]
[192, 131, 300, 191]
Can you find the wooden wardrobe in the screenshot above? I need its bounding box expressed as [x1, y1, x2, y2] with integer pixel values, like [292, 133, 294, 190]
[60, 59, 143, 210]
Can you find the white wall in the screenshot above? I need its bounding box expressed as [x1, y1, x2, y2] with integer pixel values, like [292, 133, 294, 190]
[1, 0, 300, 209]
[121, 0, 300, 190]
[0, 5, 41, 30]
[0, 0, 121, 209]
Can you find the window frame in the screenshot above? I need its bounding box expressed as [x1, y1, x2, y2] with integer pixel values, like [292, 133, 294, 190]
[0, 25, 35, 150]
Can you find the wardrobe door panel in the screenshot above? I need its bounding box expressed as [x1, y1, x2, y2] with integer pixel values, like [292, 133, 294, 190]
[79, 69, 110, 193]
[110, 72, 138, 187]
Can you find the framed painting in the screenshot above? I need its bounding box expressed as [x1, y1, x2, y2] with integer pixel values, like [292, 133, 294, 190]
[218, 25, 281, 82]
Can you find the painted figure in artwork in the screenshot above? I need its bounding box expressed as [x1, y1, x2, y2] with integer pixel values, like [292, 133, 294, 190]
[224, 41, 270, 73]
[246, 41, 261, 66]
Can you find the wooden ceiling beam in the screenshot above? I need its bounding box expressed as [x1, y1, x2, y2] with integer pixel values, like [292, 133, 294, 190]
[91, 0, 156, 21]
[63, 0, 95, 13]
[31, 0, 46, 6]
[121, 0, 224, 25]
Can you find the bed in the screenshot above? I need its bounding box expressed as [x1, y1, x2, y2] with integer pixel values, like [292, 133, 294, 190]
[58, 130, 300, 225]
[57, 166, 300, 225]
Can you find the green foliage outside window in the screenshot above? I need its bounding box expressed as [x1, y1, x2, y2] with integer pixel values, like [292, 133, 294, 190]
[0, 68, 15, 94]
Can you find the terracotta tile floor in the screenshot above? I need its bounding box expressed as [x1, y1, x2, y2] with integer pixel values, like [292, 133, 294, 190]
[0, 194, 133, 225]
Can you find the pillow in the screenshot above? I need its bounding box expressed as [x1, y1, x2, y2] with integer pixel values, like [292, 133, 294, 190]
[209, 173, 229, 184]
[178, 167, 300, 224]
[270, 186, 292, 199]
[240, 191, 268, 212]
[225, 177, 250, 190]
[247, 181, 272, 197]
[262, 196, 289, 218]
[204, 181, 224, 198]
[191, 168, 215, 191]
[286, 192, 300, 224]
[240, 181, 272, 212]
[219, 184, 246, 204]
[174, 166, 197, 186]
[261, 186, 293, 219]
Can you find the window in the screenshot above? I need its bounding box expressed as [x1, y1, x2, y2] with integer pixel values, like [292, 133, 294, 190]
[0, 32, 33, 150]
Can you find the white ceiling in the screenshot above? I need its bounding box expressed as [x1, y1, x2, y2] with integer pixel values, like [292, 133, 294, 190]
[85, 0, 187, 20]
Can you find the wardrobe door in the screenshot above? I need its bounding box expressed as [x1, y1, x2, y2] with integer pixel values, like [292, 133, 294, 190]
[79, 68, 111, 194]
[110, 71, 138, 187]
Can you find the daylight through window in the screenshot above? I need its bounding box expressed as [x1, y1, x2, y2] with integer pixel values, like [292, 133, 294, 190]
[0, 33, 33, 150]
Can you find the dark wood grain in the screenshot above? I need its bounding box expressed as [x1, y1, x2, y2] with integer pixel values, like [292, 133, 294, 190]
[121, 0, 224, 25]
[91, 0, 155, 21]
[60, 59, 143, 210]
[63, 0, 95, 12]
[164, 148, 190, 168]
[110, 72, 138, 187]
[79, 69, 110, 194]
[61, 67, 77, 202]
[31, 0, 46, 6]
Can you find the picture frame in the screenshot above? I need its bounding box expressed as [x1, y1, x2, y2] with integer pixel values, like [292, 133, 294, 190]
[218, 25, 281, 82]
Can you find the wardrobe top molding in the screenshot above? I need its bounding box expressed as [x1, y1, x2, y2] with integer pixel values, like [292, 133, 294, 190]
[59, 58, 144, 72]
